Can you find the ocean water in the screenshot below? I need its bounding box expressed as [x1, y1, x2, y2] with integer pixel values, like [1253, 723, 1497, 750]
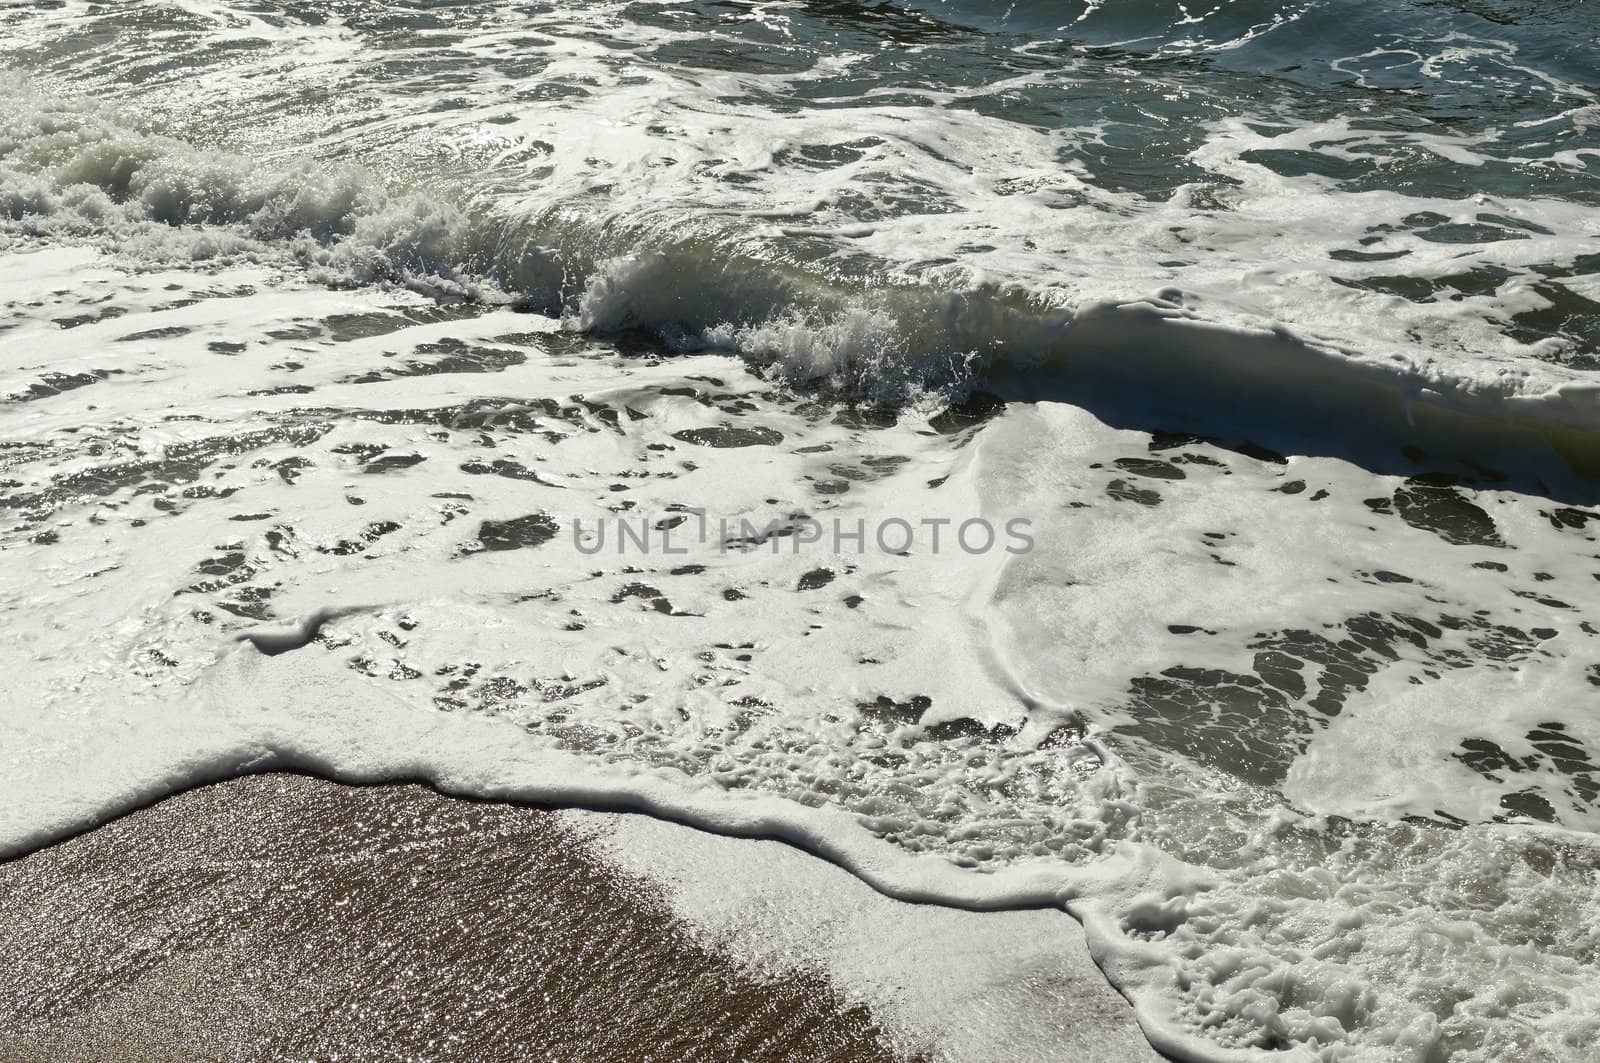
[2, 1, 1598, 1059]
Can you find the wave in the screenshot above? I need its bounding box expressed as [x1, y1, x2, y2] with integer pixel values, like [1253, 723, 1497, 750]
[550, 240, 1600, 492]
[0, 74, 478, 292]
[4, 73, 1597, 493]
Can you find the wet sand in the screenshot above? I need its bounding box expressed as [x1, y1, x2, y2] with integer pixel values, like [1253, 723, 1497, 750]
[0, 774, 903, 1062]
[0, 774, 1160, 1062]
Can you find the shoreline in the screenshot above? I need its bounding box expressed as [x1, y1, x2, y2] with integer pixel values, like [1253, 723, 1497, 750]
[0, 772, 1160, 1062]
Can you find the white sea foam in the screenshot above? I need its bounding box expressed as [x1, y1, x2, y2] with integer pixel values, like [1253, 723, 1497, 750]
[3, 243, 1597, 1061]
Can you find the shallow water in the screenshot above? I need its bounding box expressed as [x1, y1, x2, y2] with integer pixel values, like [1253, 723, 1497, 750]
[2, 2, 1599, 1060]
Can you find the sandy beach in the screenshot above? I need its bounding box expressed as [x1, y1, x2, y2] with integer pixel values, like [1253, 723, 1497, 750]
[0, 774, 1159, 1062]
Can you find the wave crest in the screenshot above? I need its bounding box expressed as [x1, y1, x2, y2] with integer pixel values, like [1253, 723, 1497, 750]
[4, 74, 1597, 488]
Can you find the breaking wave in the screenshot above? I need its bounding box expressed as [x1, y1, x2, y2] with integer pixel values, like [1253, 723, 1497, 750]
[4, 73, 1597, 487]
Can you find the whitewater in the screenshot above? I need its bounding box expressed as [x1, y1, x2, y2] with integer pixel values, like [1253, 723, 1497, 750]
[2, 0, 1598, 1059]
